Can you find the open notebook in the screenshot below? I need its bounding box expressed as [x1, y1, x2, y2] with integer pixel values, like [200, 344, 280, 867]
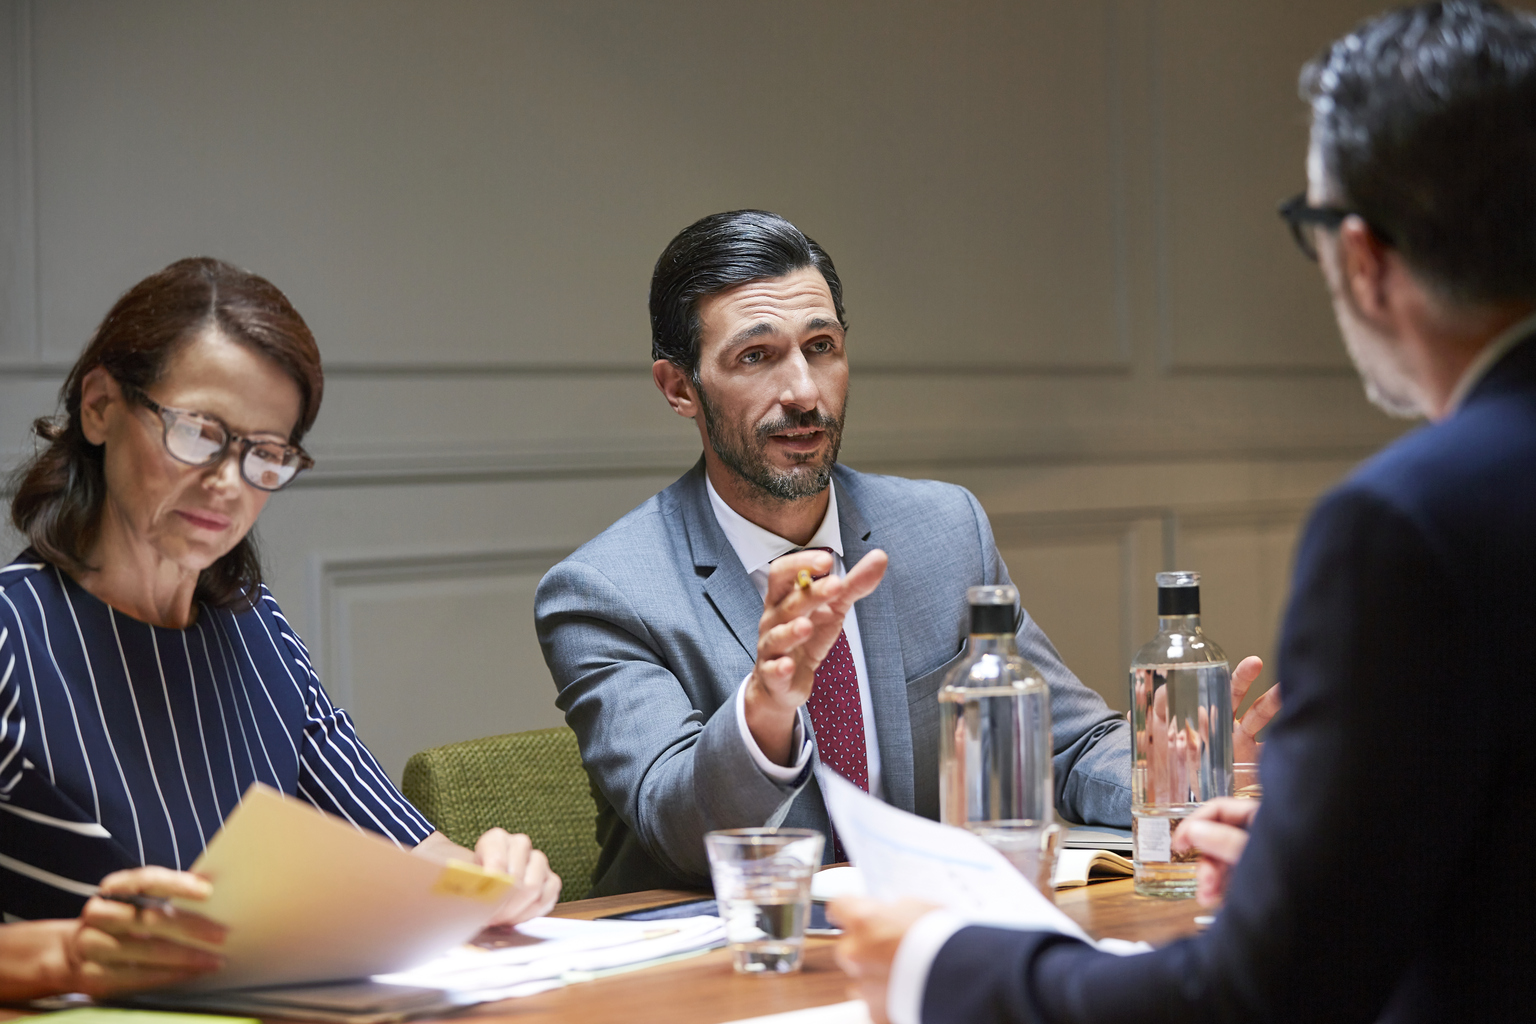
[1052, 848, 1133, 888]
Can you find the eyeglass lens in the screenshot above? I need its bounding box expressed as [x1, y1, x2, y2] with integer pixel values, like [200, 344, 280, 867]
[161, 409, 301, 491]
[243, 445, 300, 490]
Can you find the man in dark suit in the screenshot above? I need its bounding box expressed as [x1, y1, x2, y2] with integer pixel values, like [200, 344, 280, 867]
[831, 3, 1536, 1022]
[535, 211, 1275, 895]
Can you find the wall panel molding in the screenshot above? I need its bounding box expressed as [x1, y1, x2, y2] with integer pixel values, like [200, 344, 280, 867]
[0, 0, 37, 363]
[0, 360, 1371, 381]
[989, 497, 1308, 708]
[310, 545, 572, 708]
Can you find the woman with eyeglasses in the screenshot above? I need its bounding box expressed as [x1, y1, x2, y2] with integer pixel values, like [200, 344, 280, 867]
[0, 258, 560, 1000]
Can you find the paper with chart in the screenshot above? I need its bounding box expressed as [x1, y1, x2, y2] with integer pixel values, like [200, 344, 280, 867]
[820, 768, 1149, 953]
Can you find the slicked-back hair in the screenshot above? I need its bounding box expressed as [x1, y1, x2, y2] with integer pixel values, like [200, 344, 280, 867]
[9, 257, 324, 610]
[649, 210, 847, 376]
[1302, 1, 1536, 305]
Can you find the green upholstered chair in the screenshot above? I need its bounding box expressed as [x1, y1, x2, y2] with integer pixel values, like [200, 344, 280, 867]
[401, 726, 601, 902]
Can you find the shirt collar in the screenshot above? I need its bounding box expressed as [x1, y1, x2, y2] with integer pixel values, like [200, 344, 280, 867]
[705, 473, 844, 578]
[1445, 308, 1536, 414]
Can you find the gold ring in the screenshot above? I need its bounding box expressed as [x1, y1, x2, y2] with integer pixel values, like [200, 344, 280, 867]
[796, 568, 813, 591]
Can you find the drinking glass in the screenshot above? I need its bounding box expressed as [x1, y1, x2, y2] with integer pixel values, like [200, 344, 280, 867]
[704, 828, 824, 975]
[966, 820, 1061, 899]
[1233, 762, 1262, 800]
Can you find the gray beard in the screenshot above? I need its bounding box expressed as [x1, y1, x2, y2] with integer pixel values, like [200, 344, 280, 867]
[696, 383, 845, 503]
[1361, 374, 1424, 419]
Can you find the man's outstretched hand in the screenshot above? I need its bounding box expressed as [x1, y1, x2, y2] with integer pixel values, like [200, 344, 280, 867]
[1231, 656, 1280, 764]
[744, 548, 888, 765]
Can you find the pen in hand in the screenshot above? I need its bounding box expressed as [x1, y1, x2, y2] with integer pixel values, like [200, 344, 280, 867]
[99, 892, 177, 917]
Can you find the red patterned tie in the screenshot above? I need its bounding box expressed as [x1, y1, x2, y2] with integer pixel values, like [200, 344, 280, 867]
[800, 549, 870, 795]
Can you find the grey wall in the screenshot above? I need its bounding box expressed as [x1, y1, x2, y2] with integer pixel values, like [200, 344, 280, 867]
[0, 0, 1405, 781]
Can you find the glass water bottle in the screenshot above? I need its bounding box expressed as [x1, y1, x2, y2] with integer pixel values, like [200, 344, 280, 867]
[939, 585, 1059, 895]
[1129, 571, 1233, 897]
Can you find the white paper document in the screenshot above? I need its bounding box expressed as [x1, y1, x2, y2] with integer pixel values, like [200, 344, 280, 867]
[130, 914, 728, 1022]
[720, 1000, 874, 1024]
[819, 769, 1149, 954]
[373, 913, 727, 1000]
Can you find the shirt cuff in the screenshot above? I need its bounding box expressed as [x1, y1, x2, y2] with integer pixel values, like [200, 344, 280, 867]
[888, 910, 968, 1024]
[735, 675, 812, 784]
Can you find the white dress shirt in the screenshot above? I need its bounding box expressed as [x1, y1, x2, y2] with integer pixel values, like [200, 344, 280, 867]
[707, 476, 883, 796]
[1445, 308, 1536, 413]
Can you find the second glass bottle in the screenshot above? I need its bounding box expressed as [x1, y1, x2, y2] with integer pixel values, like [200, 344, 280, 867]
[938, 585, 1059, 895]
[1128, 571, 1233, 897]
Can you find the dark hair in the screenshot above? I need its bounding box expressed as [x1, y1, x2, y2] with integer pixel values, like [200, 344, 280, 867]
[649, 210, 848, 375]
[9, 257, 324, 609]
[1301, 1, 1536, 304]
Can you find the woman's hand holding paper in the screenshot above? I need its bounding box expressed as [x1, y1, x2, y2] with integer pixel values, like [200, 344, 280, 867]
[472, 827, 562, 925]
[414, 827, 562, 926]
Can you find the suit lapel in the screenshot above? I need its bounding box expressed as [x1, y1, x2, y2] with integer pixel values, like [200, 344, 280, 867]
[836, 470, 915, 813]
[678, 461, 765, 659]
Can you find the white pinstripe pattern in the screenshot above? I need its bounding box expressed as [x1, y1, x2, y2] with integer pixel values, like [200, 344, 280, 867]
[2, 590, 57, 788]
[208, 612, 284, 787]
[0, 648, 24, 788]
[107, 609, 180, 867]
[179, 630, 223, 839]
[150, 626, 206, 852]
[54, 577, 132, 848]
[0, 559, 433, 920]
[0, 851, 100, 897]
[0, 800, 111, 836]
[252, 597, 428, 834]
[195, 617, 257, 789]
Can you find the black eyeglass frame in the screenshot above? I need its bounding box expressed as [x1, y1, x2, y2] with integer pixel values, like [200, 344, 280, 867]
[118, 379, 316, 492]
[1277, 192, 1394, 262]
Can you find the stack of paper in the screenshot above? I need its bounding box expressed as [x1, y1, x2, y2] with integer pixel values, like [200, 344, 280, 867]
[375, 913, 727, 998]
[128, 915, 727, 1022]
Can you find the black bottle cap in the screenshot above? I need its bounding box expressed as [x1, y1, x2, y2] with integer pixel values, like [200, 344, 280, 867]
[966, 585, 1018, 635]
[1156, 571, 1201, 615]
[969, 603, 1016, 634]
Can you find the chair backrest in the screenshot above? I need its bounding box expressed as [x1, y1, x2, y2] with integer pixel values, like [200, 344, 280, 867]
[401, 726, 600, 902]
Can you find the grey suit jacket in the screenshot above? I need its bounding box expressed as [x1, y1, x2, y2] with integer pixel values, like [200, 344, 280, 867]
[536, 460, 1130, 896]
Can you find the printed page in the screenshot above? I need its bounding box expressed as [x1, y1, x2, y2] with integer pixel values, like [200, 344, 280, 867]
[819, 769, 1092, 940]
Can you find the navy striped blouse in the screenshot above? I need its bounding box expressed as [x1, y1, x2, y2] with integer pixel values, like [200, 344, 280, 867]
[0, 554, 434, 921]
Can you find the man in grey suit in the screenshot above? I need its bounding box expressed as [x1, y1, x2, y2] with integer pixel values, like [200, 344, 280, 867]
[536, 210, 1272, 896]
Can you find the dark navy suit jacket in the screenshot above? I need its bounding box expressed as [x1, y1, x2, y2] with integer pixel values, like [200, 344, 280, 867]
[923, 332, 1536, 1024]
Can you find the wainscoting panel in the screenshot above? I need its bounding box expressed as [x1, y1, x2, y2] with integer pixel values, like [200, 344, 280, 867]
[1157, 0, 1387, 370]
[317, 548, 574, 781]
[1175, 503, 1308, 714]
[0, 0, 37, 362]
[995, 513, 1163, 713]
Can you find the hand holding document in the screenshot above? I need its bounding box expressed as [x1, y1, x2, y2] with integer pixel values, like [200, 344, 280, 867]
[133, 915, 728, 1023]
[122, 783, 727, 1019]
[166, 784, 515, 990]
[818, 769, 1148, 953]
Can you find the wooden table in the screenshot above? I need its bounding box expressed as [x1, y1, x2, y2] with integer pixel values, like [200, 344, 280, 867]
[0, 882, 1204, 1024]
[464, 880, 1205, 1024]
